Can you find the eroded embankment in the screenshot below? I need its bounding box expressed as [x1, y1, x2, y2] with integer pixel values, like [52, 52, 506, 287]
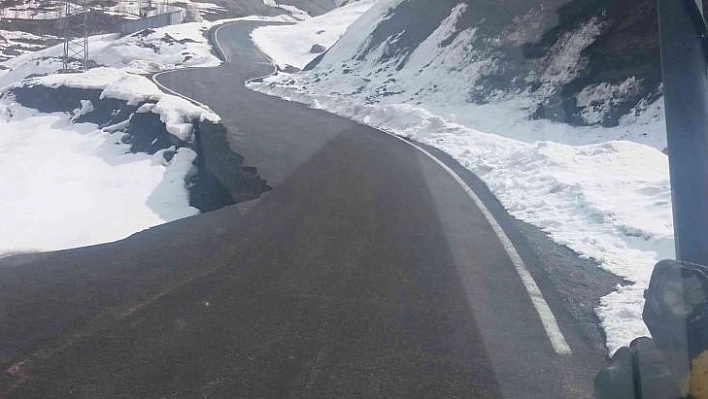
[3, 85, 271, 213]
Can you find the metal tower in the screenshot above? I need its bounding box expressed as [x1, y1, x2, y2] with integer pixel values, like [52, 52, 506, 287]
[62, 0, 89, 72]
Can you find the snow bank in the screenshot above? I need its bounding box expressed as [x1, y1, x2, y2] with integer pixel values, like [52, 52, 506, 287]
[274, 4, 312, 21]
[253, 81, 672, 354]
[93, 24, 223, 74]
[0, 64, 217, 254]
[0, 102, 199, 255]
[0, 25, 226, 254]
[249, 1, 674, 354]
[0, 45, 223, 255]
[251, 0, 379, 68]
[25, 67, 219, 141]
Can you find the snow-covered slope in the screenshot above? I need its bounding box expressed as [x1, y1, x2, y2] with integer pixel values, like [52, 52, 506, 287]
[0, 67, 219, 255]
[249, 0, 675, 354]
[0, 17, 288, 90]
[0, 0, 324, 257]
[0, 0, 338, 61]
[0, 18, 232, 256]
[0, 0, 223, 64]
[0, 29, 59, 63]
[251, 0, 378, 69]
[302, 0, 665, 130]
[0, 0, 224, 21]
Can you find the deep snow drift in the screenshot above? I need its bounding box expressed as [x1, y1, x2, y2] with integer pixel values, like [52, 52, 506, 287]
[249, 0, 674, 353]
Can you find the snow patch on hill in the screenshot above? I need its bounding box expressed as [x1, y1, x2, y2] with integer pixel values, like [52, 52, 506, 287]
[0, 0, 223, 21]
[0, 23, 218, 89]
[0, 29, 59, 63]
[251, 0, 378, 69]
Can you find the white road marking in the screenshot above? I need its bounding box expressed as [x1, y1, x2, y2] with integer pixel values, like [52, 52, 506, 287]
[214, 23, 229, 62]
[385, 136, 573, 355]
[154, 20, 573, 356]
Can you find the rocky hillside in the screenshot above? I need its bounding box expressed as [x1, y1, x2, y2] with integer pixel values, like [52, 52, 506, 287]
[305, 0, 694, 127]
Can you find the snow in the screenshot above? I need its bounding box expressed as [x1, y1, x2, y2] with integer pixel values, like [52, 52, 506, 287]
[537, 17, 605, 90]
[0, 22, 223, 88]
[92, 25, 222, 74]
[251, 0, 379, 69]
[575, 77, 643, 125]
[0, 0, 224, 20]
[26, 67, 219, 141]
[315, 0, 401, 63]
[0, 29, 58, 62]
[0, 14, 297, 90]
[0, 102, 199, 255]
[249, 0, 674, 354]
[0, 79, 206, 253]
[0, 16, 260, 255]
[273, 4, 312, 21]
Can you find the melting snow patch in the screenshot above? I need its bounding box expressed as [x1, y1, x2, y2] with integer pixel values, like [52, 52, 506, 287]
[0, 102, 199, 255]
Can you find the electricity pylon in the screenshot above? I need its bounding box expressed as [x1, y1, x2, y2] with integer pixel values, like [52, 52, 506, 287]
[62, 0, 89, 72]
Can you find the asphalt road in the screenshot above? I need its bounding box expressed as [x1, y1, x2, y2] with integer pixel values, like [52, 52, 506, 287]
[0, 22, 614, 397]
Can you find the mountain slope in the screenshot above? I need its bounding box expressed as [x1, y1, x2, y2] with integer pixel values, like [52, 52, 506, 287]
[305, 0, 668, 128]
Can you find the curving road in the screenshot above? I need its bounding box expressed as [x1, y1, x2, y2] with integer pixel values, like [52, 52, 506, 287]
[0, 22, 611, 397]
